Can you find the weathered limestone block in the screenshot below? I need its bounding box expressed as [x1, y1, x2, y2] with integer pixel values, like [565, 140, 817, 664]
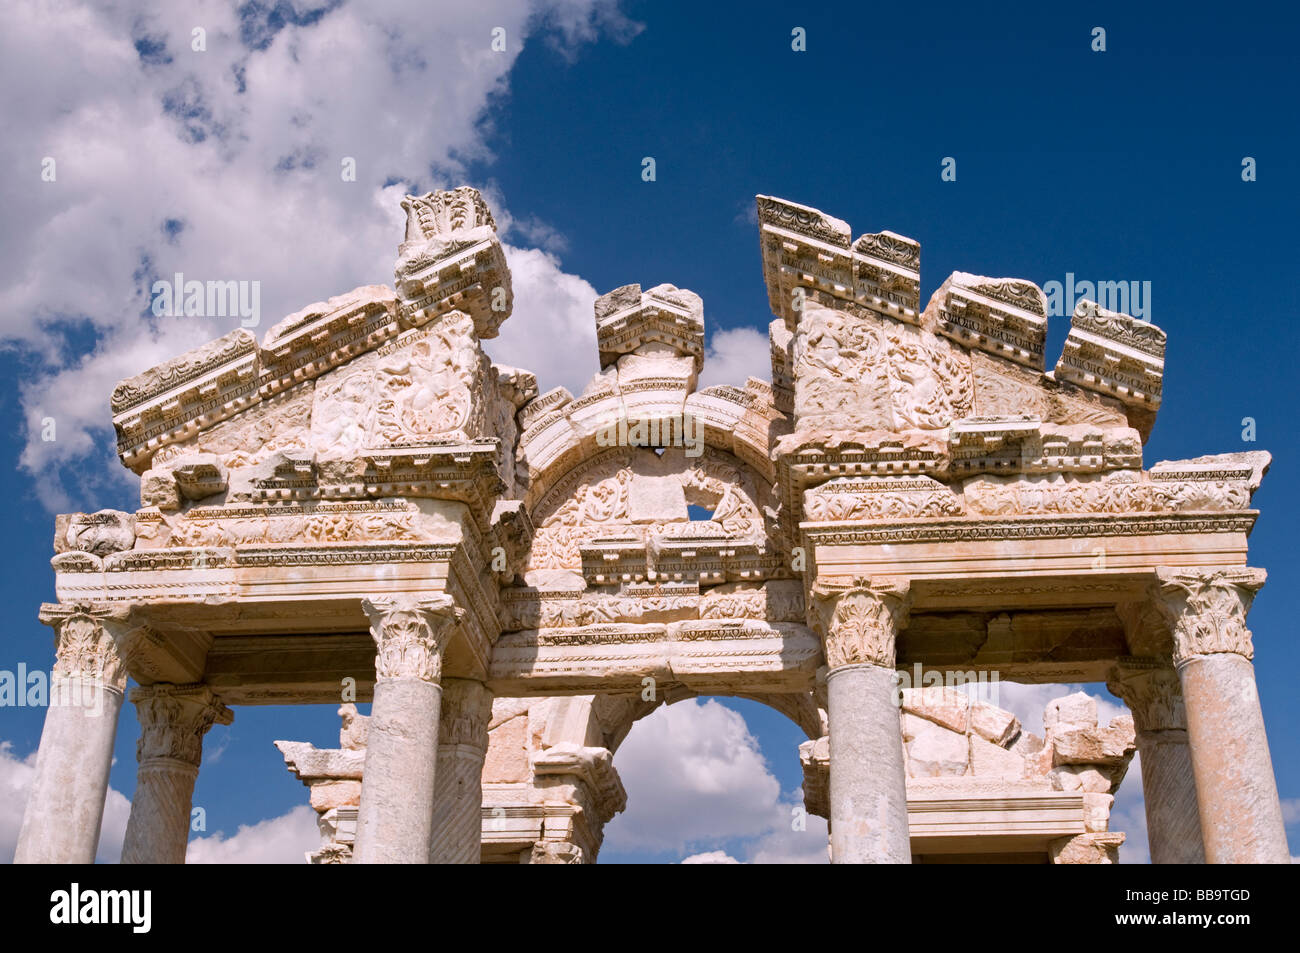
[970, 701, 1020, 747]
[969, 735, 1024, 778]
[900, 686, 969, 733]
[902, 713, 969, 777]
[258, 285, 401, 398]
[311, 310, 494, 459]
[1054, 299, 1165, 410]
[595, 283, 704, 373]
[112, 329, 260, 471]
[1049, 832, 1124, 864]
[62, 510, 136, 555]
[1049, 713, 1136, 766]
[156, 382, 314, 472]
[1049, 764, 1119, 794]
[932, 271, 1048, 371]
[395, 187, 512, 338]
[140, 470, 181, 511]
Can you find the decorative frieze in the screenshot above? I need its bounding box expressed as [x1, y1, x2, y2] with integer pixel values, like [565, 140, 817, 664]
[935, 272, 1048, 371]
[1054, 300, 1165, 409]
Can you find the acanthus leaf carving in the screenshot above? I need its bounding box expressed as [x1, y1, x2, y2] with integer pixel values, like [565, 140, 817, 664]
[362, 594, 462, 683]
[810, 577, 911, 669]
[1154, 568, 1265, 664]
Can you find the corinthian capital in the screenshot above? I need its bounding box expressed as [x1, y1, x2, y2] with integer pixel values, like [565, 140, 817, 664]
[362, 594, 463, 683]
[132, 684, 233, 766]
[810, 577, 911, 669]
[38, 602, 136, 693]
[1154, 568, 1265, 665]
[1106, 659, 1185, 733]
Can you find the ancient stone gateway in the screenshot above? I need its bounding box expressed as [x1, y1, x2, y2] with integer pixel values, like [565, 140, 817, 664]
[15, 189, 1290, 864]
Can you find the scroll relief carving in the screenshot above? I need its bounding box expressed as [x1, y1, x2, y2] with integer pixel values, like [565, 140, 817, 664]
[362, 595, 463, 683]
[793, 301, 972, 429]
[164, 504, 432, 548]
[811, 578, 911, 669]
[526, 448, 772, 572]
[313, 312, 488, 460]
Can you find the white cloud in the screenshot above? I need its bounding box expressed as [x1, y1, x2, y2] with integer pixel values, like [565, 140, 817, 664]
[484, 245, 600, 397]
[604, 698, 779, 854]
[2, 0, 636, 510]
[681, 850, 739, 864]
[186, 804, 319, 864]
[698, 325, 770, 390]
[603, 698, 827, 862]
[0, 739, 129, 864]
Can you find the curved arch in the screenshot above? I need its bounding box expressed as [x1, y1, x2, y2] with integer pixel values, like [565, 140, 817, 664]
[537, 689, 824, 758]
[515, 385, 782, 515]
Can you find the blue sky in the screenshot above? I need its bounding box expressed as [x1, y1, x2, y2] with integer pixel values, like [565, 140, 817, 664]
[0, 0, 1297, 862]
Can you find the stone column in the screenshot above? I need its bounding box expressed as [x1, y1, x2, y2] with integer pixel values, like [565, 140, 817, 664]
[813, 578, 912, 864]
[429, 678, 493, 864]
[121, 684, 232, 864]
[15, 604, 133, 864]
[1154, 568, 1290, 864]
[353, 594, 461, 864]
[1107, 660, 1204, 864]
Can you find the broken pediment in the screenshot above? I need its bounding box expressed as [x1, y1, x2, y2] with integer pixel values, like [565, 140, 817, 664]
[756, 194, 1167, 471]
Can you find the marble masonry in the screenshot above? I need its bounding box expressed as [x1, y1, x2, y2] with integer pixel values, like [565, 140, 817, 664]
[14, 188, 1289, 864]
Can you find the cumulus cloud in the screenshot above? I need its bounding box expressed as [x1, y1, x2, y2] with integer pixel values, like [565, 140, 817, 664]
[698, 325, 770, 390]
[484, 245, 600, 396]
[681, 850, 739, 864]
[0, 739, 129, 863]
[2, 0, 635, 510]
[186, 804, 320, 864]
[604, 698, 827, 862]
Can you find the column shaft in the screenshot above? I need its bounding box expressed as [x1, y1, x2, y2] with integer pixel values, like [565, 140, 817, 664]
[429, 679, 493, 864]
[813, 578, 912, 865]
[827, 662, 911, 863]
[353, 595, 459, 864]
[1107, 662, 1204, 864]
[1179, 653, 1289, 863]
[15, 677, 123, 863]
[1157, 569, 1290, 864]
[121, 683, 232, 864]
[15, 606, 129, 864]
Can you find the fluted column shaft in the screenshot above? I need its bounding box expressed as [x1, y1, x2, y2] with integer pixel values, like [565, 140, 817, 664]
[121, 684, 231, 864]
[430, 679, 493, 864]
[815, 578, 912, 864]
[1155, 568, 1289, 864]
[1108, 660, 1203, 864]
[15, 605, 131, 864]
[353, 594, 461, 864]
